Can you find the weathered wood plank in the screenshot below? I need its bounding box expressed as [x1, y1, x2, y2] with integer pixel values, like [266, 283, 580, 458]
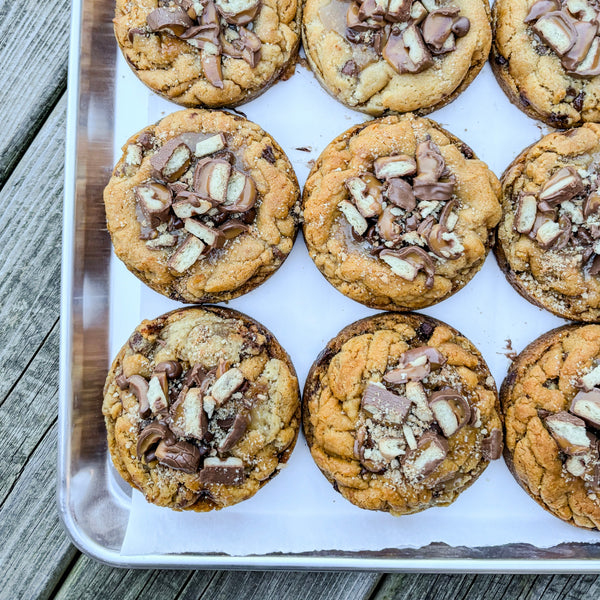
[52, 558, 212, 600]
[185, 571, 381, 600]
[0, 94, 65, 409]
[0, 421, 78, 600]
[0, 0, 69, 184]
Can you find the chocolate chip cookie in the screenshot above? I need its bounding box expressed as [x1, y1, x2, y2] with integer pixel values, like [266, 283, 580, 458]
[104, 109, 300, 303]
[501, 324, 600, 530]
[302, 0, 492, 115]
[496, 124, 600, 321]
[103, 305, 300, 511]
[303, 312, 502, 515]
[492, 0, 600, 128]
[302, 114, 501, 311]
[114, 0, 300, 107]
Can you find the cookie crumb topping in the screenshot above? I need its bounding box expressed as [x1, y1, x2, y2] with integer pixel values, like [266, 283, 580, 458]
[342, 0, 471, 76]
[340, 137, 463, 285]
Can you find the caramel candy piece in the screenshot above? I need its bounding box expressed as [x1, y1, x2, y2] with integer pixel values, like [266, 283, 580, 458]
[481, 428, 503, 460]
[379, 247, 436, 288]
[376, 207, 402, 243]
[219, 219, 249, 239]
[428, 388, 471, 437]
[403, 431, 448, 481]
[361, 382, 412, 425]
[533, 12, 577, 57]
[373, 155, 417, 179]
[155, 438, 202, 473]
[384, 345, 446, 384]
[150, 138, 192, 182]
[199, 456, 245, 484]
[194, 159, 232, 203]
[383, 25, 433, 74]
[167, 235, 205, 273]
[570, 390, 600, 428]
[573, 37, 600, 77]
[172, 196, 213, 219]
[222, 169, 257, 212]
[146, 6, 194, 36]
[514, 193, 538, 234]
[538, 167, 584, 206]
[545, 411, 590, 455]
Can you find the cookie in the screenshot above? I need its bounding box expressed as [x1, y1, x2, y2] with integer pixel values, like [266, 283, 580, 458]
[492, 0, 600, 128]
[103, 305, 301, 511]
[114, 0, 300, 108]
[302, 0, 492, 115]
[302, 114, 501, 311]
[495, 124, 600, 322]
[501, 324, 600, 530]
[302, 312, 502, 515]
[104, 109, 300, 303]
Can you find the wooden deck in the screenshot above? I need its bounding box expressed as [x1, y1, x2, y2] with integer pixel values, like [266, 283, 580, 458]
[1, 0, 599, 597]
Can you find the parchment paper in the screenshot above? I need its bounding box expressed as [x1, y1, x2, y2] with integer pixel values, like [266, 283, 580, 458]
[109, 50, 600, 555]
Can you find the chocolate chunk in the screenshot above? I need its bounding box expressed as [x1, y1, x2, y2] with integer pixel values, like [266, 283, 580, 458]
[214, 0, 261, 25]
[379, 246, 436, 288]
[261, 145, 276, 163]
[198, 456, 245, 484]
[341, 59, 359, 76]
[524, 0, 560, 22]
[561, 20, 597, 72]
[374, 155, 417, 179]
[545, 411, 591, 455]
[416, 321, 434, 341]
[194, 159, 232, 203]
[150, 138, 193, 182]
[137, 422, 175, 462]
[514, 193, 538, 234]
[533, 12, 578, 57]
[128, 331, 153, 354]
[384, 345, 446, 384]
[538, 166, 584, 205]
[167, 235, 205, 273]
[201, 49, 224, 89]
[153, 361, 183, 379]
[421, 9, 459, 54]
[481, 428, 503, 460]
[452, 16, 470, 38]
[361, 382, 412, 425]
[383, 25, 433, 74]
[403, 431, 448, 481]
[128, 27, 148, 43]
[428, 388, 471, 437]
[222, 169, 257, 212]
[185, 364, 208, 387]
[385, 178, 416, 210]
[146, 7, 194, 36]
[413, 178, 454, 202]
[427, 223, 463, 259]
[590, 255, 600, 275]
[116, 373, 129, 390]
[218, 411, 251, 452]
[570, 390, 600, 429]
[155, 438, 202, 473]
[127, 374, 151, 418]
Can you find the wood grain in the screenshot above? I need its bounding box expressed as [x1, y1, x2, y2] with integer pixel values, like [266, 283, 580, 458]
[0, 0, 70, 185]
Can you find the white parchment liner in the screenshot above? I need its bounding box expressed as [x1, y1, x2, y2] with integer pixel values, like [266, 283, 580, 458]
[108, 52, 600, 554]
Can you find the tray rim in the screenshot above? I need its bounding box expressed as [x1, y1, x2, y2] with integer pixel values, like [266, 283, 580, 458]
[56, 0, 600, 572]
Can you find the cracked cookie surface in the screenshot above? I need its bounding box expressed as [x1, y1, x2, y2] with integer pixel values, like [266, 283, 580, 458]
[501, 324, 600, 530]
[103, 306, 300, 511]
[302, 0, 491, 115]
[114, 0, 300, 107]
[104, 109, 300, 303]
[302, 114, 501, 311]
[492, 0, 600, 128]
[496, 124, 600, 321]
[303, 312, 502, 515]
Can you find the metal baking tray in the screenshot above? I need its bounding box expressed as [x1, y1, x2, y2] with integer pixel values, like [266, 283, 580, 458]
[58, 0, 600, 570]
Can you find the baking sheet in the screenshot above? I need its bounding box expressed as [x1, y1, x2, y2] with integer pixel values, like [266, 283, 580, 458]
[60, 0, 600, 569]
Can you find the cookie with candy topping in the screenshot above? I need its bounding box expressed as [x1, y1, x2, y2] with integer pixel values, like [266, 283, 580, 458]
[492, 0, 600, 127]
[302, 0, 492, 115]
[302, 312, 502, 515]
[302, 114, 501, 311]
[103, 305, 301, 511]
[104, 109, 300, 303]
[495, 124, 600, 321]
[501, 323, 600, 530]
[114, 0, 300, 107]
